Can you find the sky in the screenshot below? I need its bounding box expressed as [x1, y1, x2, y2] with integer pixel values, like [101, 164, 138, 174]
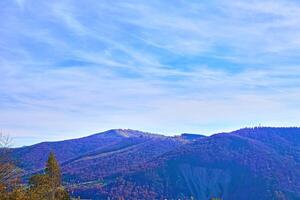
[1, 0, 300, 146]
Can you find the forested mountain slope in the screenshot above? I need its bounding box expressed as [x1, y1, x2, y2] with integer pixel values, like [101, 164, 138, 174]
[12, 127, 300, 200]
[78, 128, 300, 200]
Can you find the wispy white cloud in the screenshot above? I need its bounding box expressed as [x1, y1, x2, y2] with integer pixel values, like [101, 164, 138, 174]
[1, 0, 300, 146]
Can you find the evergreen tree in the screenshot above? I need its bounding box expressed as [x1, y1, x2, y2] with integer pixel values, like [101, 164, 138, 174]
[45, 152, 62, 200]
[27, 152, 70, 200]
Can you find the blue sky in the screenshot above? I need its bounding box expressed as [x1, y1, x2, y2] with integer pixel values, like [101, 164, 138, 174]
[1, 0, 300, 146]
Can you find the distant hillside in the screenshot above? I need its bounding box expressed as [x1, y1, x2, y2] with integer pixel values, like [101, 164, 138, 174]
[12, 129, 196, 174]
[12, 129, 174, 172]
[12, 127, 300, 199]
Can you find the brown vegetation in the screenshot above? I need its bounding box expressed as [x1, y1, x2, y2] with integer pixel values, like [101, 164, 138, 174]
[0, 134, 70, 200]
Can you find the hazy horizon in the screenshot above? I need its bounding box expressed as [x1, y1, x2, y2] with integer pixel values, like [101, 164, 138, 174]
[9, 126, 300, 147]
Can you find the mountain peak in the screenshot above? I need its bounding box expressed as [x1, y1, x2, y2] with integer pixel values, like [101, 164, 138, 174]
[98, 129, 164, 138]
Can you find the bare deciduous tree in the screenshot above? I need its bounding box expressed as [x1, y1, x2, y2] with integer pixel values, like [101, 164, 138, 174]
[0, 132, 19, 187]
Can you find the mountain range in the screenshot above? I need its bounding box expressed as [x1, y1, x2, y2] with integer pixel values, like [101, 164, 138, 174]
[12, 127, 300, 199]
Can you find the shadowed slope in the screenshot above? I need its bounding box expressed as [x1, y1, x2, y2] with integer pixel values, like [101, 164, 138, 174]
[91, 128, 300, 200]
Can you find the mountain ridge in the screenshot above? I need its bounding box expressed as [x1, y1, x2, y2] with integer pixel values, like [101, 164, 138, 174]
[11, 127, 300, 199]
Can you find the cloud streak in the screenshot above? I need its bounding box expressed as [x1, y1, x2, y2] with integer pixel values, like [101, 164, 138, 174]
[1, 0, 300, 146]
